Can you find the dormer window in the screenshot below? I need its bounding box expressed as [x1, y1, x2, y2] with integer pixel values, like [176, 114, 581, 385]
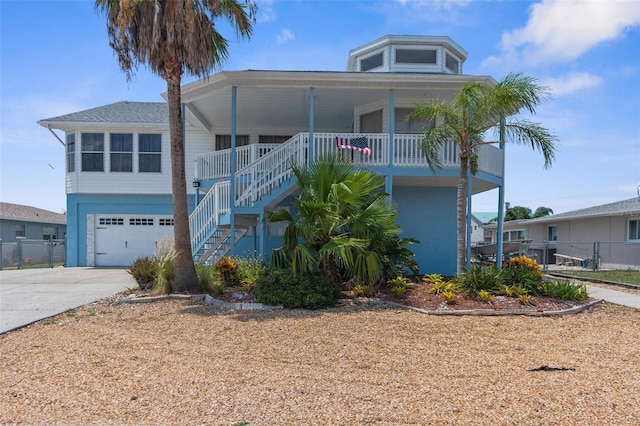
[395, 49, 437, 64]
[360, 52, 383, 71]
[445, 53, 460, 73]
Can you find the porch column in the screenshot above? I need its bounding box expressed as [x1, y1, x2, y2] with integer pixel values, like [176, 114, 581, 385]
[386, 89, 394, 197]
[230, 85, 237, 256]
[259, 211, 266, 263]
[388, 89, 395, 167]
[308, 87, 314, 163]
[496, 115, 506, 269]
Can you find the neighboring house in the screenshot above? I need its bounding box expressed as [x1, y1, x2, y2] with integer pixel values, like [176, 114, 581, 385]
[0, 202, 66, 242]
[488, 198, 640, 269]
[38, 35, 505, 276]
[470, 212, 497, 246]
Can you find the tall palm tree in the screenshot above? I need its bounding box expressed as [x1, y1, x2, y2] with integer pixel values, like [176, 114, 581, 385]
[408, 72, 557, 274]
[268, 154, 402, 285]
[95, 0, 256, 292]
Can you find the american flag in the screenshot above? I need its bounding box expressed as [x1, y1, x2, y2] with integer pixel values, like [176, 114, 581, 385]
[335, 136, 372, 156]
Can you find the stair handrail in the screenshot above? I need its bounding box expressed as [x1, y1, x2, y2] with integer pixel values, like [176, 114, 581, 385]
[234, 133, 307, 206]
[189, 180, 230, 252]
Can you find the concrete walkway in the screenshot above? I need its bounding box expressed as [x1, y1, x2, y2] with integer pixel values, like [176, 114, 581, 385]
[586, 285, 640, 309]
[0, 267, 135, 334]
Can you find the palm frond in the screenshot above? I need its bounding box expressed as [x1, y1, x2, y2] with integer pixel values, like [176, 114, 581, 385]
[503, 119, 558, 168]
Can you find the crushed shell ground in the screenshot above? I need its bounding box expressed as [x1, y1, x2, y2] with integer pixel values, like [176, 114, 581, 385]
[1, 290, 639, 425]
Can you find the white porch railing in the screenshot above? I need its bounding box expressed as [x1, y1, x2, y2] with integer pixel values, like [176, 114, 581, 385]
[195, 143, 280, 180]
[189, 180, 230, 252]
[190, 132, 504, 255]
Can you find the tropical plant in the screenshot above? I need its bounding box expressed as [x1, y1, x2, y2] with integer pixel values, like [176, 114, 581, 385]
[214, 256, 239, 287]
[379, 236, 420, 279]
[454, 264, 502, 295]
[388, 276, 412, 297]
[539, 280, 588, 301]
[408, 73, 557, 273]
[96, 0, 257, 292]
[501, 255, 543, 295]
[267, 154, 403, 285]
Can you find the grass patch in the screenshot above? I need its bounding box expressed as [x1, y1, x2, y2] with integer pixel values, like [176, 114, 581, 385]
[555, 269, 640, 286]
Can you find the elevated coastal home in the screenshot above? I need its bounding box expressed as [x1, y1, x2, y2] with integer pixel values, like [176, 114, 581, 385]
[486, 198, 640, 269]
[38, 35, 504, 276]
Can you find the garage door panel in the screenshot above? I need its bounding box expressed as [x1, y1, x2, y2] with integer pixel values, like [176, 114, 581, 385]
[95, 215, 174, 267]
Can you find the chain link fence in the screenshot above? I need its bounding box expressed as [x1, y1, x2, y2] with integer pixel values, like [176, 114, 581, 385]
[0, 238, 66, 270]
[524, 240, 638, 272]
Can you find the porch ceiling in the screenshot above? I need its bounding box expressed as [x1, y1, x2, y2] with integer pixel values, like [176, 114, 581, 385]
[181, 70, 495, 132]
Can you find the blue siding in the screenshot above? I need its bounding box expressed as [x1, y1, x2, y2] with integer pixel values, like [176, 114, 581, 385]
[66, 194, 194, 267]
[393, 186, 457, 276]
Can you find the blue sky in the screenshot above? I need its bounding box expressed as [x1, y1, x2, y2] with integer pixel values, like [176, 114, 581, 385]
[1, 0, 639, 216]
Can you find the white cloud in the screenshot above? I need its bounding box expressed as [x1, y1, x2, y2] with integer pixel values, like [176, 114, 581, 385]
[484, 0, 640, 68]
[276, 28, 295, 44]
[543, 71, 603, 96]
[257, 0, 276, 23]
[396, 0, 471, 10]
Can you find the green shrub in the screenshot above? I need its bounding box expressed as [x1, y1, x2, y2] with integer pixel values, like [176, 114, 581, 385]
[539, 280, 588, 301]
[455, 265, 502, 295]
[127, 256, 156, 290]
[235, 256, 266, 292]
[477, 290, 494, 303]
[252, 269, 341, 309]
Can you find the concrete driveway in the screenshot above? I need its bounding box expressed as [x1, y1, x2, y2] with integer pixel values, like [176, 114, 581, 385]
[0, 267, 135, 333]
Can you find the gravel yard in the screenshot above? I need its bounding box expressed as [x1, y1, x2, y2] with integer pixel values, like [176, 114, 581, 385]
[1, 298, 639, 425]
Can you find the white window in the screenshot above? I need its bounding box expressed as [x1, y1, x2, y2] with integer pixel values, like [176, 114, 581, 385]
[503, 229, 526, 241]
[81, 133, 104, 172]
[139, 134, 162, 173]
[445, 53, 459, 73]
[395, 108, 435, 134]
[66, 133, 75, 173]
[547, 225, 558, 242]
[360, 52, 383, 71]
[110, 133, 133, 172]
[215, 135, 249, 150]
[629, 218, 640, 241]
[395, 48, 436, 64]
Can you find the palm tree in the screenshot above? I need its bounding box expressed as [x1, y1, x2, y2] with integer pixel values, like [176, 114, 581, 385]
[408, 72, 557, 274]
[268, 154, 402, 285]
[95, 0, 256, 292]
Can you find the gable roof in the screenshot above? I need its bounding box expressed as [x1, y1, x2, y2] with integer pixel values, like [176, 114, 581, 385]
[516, 197, 640, 224]
[38, 101, 168, 125]
[0, 202, 66, 225]
[472, 212, 498, 224]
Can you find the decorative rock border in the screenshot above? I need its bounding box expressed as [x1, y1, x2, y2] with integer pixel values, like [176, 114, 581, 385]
[119, 292, 603, 316]
[203, 294, 282, 311]
[354, 298, 604, 316]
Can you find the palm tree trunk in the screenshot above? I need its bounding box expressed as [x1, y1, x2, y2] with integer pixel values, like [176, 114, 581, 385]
[166, 69, 198, 293]
[456, 156, 468, 275]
